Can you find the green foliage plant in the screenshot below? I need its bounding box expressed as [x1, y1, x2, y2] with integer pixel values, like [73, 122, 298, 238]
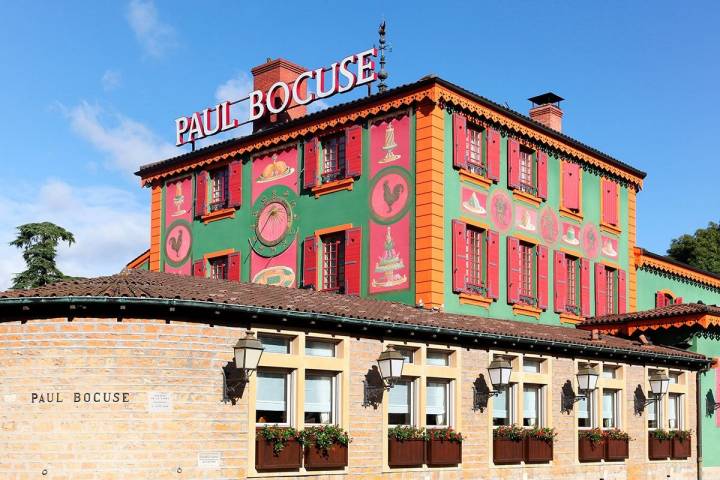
[10, 222, 75, 289]
[300, 425, 350, 453]
[258, 425, 300, 454]
[387, 425, 428, 441]
[525, 426, 557, 443]
[427, 427, 464, 443]
[667, 221, 720, 275]
[579, 427, 605, 444]
[493, 424, 524, 442]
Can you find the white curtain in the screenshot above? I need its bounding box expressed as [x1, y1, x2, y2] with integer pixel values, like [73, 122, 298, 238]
[647, 398, 656, 421]
[523, 386, 538, 422]
[493, 388, 508, 419]
[578, 395, 589, 419]
[668, 394, 679, 428]
[426, 382, 447, 415]
[389, 380, 411, 414]
[305, 374, 332, 413]
[603, 391, 616, 427]
[306, 340, 334, 357]
[257, 372, 286, 411]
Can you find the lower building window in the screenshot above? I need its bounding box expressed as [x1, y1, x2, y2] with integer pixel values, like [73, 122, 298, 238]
[388, 378, 414, 426]
[578, 390, 596, 428]
[668, 393, 683, 430]
[519, 148, 536, 195]
[647, 394, 663, 430]
[492, 384, 515, 426]
[426, 380, 450, 427]
[321, 133, 346, 182]
[566, 255, 581, 314]
[519, 242, 536, 305]
[209, 167, 229, 212]
[605, 267, 617, 314]
[602, 389, 619, 428]
[465, 125, 486, 176]
[256, 370, 291, 425]
[321, 233, 345, 292]
[466, 226, 487, 295]
[523, 384, 543, 427]
[209, 256, 228, 280]
[304, 371, 338, 424]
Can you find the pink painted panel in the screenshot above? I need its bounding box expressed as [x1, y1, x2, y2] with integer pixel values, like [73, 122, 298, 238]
[369, 215, 410, 294]
[515, 205, 538, 233]
[251, 146, 299, 203]
[489, 190, 513, 232]
[369, 114, 410, 177]
[164, 177, 193, 275]
[250, 239, 297, 288]
[460, 187, 487, 217]
[539, 207, 559, 245]
[601, 235, 619, 259]
[560, 222, 581, 248]
[582, 223, 601, 259]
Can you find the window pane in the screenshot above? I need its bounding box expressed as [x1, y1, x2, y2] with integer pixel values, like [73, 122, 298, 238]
[523, 358, 541, 373]
[389, 380, 412, 425]
[426, 381, 448, 426]
[669, 371, 681, 384]
[647, 397, 658, 429]
[602, 365, 617, 379]
[578, 393, 593, 428]
[305, 373, 334, 424]
[602, 390, 617, 428]
[259, 335, 290, 354]
[668, 394, 681, 429]
[396, 348, 414, 363]
[493, 386, 510, 426]
[426, 351, 450, 366]
[523, 385, 540, 427]
[256, 371, 287, 424]
[306, 340, 335, 357]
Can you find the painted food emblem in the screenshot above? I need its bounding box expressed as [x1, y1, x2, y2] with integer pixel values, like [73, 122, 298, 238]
[540, 208, 559, 244]
[256, 153, 294, 183]
[582, 223, 600, 259]
[601, 236, 618, 258]
[252, 266, 296, 287]
[461, 188, 487, 216]
[489, 190, 513, 232]
[561, 223, 580, 246]
[256, 201, 291, 246]
[165, 220, 192, 266]
[370, 168, 410, 223]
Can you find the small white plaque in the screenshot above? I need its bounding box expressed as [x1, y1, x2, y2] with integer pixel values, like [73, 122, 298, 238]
[147, 391, 172, 412]
[198, 451, 222, 468]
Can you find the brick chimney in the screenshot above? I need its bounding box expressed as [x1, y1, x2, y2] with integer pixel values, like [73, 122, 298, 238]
[528, 92, 564, 132]
[251, 58, 308, 132]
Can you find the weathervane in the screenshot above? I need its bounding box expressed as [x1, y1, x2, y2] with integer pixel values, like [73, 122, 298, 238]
[377, 21, 389, 93]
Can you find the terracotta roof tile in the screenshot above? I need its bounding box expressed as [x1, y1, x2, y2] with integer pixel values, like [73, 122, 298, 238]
[0, 270, 704, 362]
[582, 303, 720, 326]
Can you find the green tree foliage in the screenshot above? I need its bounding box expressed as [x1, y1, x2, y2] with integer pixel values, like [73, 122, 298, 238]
[9, 222, 75, 289]
[667, 221, 720, 275]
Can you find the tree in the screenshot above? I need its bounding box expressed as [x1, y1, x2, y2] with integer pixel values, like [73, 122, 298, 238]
[667, 221, 720, 275]
[9, 222, 75, 289]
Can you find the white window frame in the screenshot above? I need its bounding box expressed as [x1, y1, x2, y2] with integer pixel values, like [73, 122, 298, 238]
[523, 358, 543, 373]
[255, 369, 294, 427]
[388, 377, 417, 427]
[426, 350, 451, 367]
[522, 383, 545, 428]
[601, 388, 621, 429]
[426, 379, 453, 428]
[258, 334, 292, 354]
[304, 370, 339, 426]
[668, 393, 684, 430]
[305, 338, 337, 357]
[492, 383, 516, 427]
[647, 394, 663, 430]
[578, 389, 597, 429]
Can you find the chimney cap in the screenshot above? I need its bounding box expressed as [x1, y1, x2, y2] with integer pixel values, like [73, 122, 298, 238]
[528, 92, 564, 107]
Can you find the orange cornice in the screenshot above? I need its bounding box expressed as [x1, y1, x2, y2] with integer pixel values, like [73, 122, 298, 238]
[634, 247, 720, 289]
[126, 249, 150, 269]
[435, 86, 644, 188]
[591, 313, 720, 337]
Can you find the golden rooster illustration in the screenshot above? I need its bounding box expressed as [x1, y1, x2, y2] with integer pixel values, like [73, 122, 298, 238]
[382, 180, 404, 213]
[169, 229, 183, 257]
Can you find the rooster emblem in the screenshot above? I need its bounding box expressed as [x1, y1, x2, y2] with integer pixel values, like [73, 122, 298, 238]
[169, 229, 183, 258]
[383, 180, 405, 213]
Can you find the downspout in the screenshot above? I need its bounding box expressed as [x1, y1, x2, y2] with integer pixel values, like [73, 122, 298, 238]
[697, 366, 710, 480]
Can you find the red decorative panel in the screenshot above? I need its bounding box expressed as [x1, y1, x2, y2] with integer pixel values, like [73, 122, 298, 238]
[252, 145, 299, 203]
[251, 240, 297, 288]
[164, 176, 193, 276]
[451, 220, 467, 293]
[460, 186, 487, 217]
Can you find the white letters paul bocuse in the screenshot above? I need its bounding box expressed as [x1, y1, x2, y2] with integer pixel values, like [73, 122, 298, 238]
[175, 48, 377, 146]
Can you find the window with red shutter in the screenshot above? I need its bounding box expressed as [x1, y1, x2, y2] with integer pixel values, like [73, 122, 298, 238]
[320, 232, 345, 292]
[192, 259, 206, 278]
[228, 252, 241, 281]
[655, 291, 666, 308]
[465, 125, 486, 176]
[209, 256, 229, 280]
[452, 113, 467, 170]
[486, 128, 500, 182]
[304, 138, 319, 189]
[320, 133, 346, 183]
[228, 160, 242, 208]
[507, 236, 521, 305]
[209, 167, 229, 212]
[486, 230, 499, 299]
[343, 227, 362, 295]
[345, 125, 362, 178]
[303, 236, 317, 290]
[562, 161, 581, 212]
[452, 220, 467, 293]
[518, 241, 537, 306]
[675, 296, 683, 304]
[466, 225, 487, 295]
[195, 171, 208, 218]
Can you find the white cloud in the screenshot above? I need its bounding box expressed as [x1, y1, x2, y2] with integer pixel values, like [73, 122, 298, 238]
[0, 180, 148, 291]
[63, 101, 175, 173]
[308, 99, 329, 113]
[126, 0, 175, 58]
[101, 70, 122, 91]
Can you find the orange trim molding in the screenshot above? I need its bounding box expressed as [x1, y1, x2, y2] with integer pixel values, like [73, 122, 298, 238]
[314, 224, 353, 237]
[600, 222, 622, 235]
[126, 249, 150, 269]
[512, 304, 542, 319]
[628, 189, 638, 311]
[459, 292, 493, 308]
[634, 247, 720, 289]
[149, 184, 162, 272]
[559, 312, 584, 325]
[311, 177, 354, 198]
[512, 189, 542, 207]
[203, 248, 236, 262]
[202, 207, 235, 224]
[458, 169, 492, 189]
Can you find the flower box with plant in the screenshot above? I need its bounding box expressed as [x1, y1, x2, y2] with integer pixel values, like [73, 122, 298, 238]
[300, 425, 350, 470]
[524, 427, 556, 463]
[256, 426, 302, 471]
[388, 426, 427, 467]
[671, 430, 692, 460]
[426, 428, 463, 466]
[493, 425, 524, 464]
[648, 429, 673, 460]
[578, 428, 605, 462]
[604, 429, 631, 461]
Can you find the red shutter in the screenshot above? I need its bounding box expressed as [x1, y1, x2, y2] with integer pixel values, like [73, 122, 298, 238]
[192, 259, 206, 278]
[611, 182, 619, 225]
[228, 252, 241, 281]
[655, 291, 666, 308]
[580, 258, 591, 317]
[554, 251, 567, 313]
[537, 150, 548, 200]
[452, 113, 467, 170]
[345, 125, 362, 178]
[537, 245, 549, 310]
[486, 128, 500, 182]
[617, 269, 626, 314]
[507, 236, 521, 304]
[602, 179, 618, 225]
[303, 235, 317, 290]
[304, 138, 319, 189]
[675, 296, 683, 305]
[451, 220, 467, 293]
[228, 160, 242, 208]
[486, 229, 499, 299]
[508, 139, 520, 189]
[195, 171, 207, 218]
[594, 263, 607, 316]
[563, 162, 581, 211]
[344, 227, 362, 295]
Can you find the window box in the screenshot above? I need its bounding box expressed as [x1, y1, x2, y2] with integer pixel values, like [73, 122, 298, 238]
[304, 443, 348, 470]
[426, 438, 462, 466]
[578, 435, 605, 462]
[524, 436, 553, 463]
[671, 435, 691, 460]
[388, 438, 425, 467]
[648, 432, 671, 460]
[255, 434, 302, 471]
[605, 438, 629, 461]
[493, 437, 523, 464]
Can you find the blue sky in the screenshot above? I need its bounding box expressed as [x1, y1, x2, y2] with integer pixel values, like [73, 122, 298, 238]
[0, 1, 718, 288]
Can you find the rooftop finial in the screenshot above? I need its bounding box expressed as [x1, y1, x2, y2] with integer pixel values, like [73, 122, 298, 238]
[377, 20, 388, 93]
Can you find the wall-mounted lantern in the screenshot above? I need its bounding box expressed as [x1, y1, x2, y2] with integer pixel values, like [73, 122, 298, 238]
[223, 331, 264, 403]
[363, 345, 406, 407]
[473, 357, 512, 411]
[642, 372, 670, 407]
[561, 365, 599, 411]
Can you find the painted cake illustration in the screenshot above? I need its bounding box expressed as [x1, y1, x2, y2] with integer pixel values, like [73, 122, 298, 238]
[378, 123, 401, 164]
[562, 227, 580, 245]
[252, 266, 295, 287]
[172, 182, 187, 217]
[602, 238, 618, 258]
[256, 153, 294, 183]
[371, 226, 407, 288]
[462, 192, 486, 215]
[517, 209, 536, 231]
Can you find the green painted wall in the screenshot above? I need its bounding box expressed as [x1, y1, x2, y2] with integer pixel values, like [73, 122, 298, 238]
[636, 268, 720, 310]
[689, 334, 720, 467]
[441, 109, 630, 325]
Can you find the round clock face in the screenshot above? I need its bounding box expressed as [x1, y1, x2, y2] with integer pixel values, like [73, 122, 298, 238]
[256, 201, 291, 246]
[164, 220, 192, 267]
